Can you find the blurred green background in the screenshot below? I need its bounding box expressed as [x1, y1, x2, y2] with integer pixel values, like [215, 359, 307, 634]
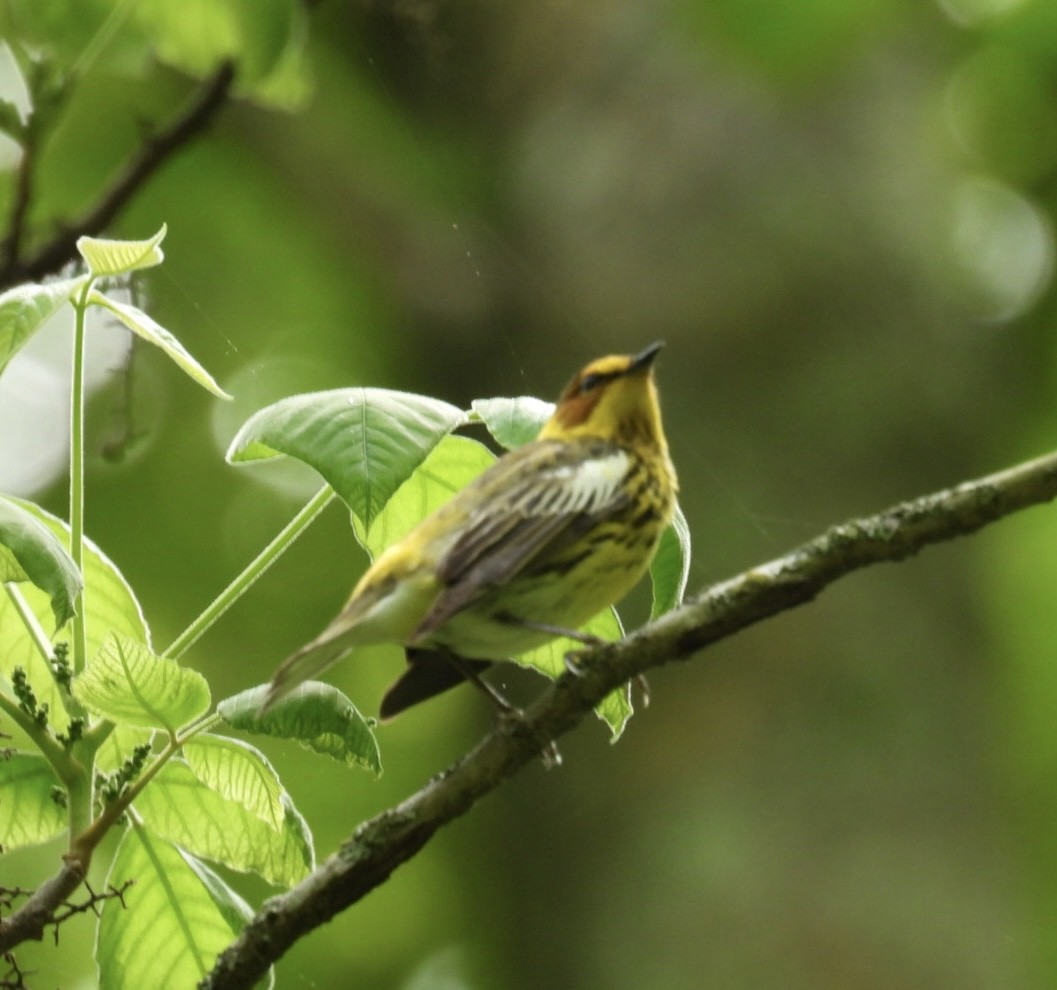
[4, 0, 1057, 986]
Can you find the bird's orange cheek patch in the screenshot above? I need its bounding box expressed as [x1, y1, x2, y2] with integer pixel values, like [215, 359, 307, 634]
[554, 390, 601, 428]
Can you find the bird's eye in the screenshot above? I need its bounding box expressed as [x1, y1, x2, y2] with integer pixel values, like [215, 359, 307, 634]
[579, 373, 603, 394]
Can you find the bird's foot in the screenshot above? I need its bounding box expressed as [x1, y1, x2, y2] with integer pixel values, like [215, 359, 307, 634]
[563, 648, 588, 676]
[634, 673, 651, 709]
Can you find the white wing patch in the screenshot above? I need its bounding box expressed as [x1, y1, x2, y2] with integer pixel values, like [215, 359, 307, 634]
[519, 451, 630, 516]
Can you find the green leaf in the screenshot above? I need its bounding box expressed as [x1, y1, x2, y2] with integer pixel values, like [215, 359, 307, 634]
[227, 388, 465, 530]
[98, 824, 274, 989]
[0, 276, 85, 377]
[132, 760, 313, 886]
[650, 503, 692, 619]
[183, 735, 284, 829]
[178, 853, 276, 988]
[74, 634, 210, 733]
[87, 291, 230, 399]
[218, 682, 381, 775]
[0, 494, 82, 629]
[355, 434, 494, 556]
[0, 752, 65, 851]
[76, 224, 166, 276]
[470, 396, 554, 450]
[180, 851, 263, 953]
[0, 500, 149, 734]
[518, 608, 634, 740]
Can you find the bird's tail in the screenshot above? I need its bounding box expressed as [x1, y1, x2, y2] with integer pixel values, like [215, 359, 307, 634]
[380, 648, 494, 720]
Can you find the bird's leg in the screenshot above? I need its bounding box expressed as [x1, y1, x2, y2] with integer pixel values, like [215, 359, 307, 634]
[498, 614, 608, 678]
[436, 648, 565, 768]
[438, 650, 520, 717]
[508, 617, 607, 648]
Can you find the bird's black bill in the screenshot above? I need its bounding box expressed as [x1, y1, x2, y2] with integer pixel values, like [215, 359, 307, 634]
[629, 340, 664, 373]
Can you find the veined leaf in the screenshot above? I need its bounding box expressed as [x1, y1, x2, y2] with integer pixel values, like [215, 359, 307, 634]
[0, 276, 86, 377]
[218, 682, 381, 775]
[650, 502, 691, 619]
[470, 396, 553, 450]
[355, 434, 494, 556]
[0, 753, 65, 851]
[183, 735, 285, 829]
[76, 224, 166, 277]
[226, 388, 465, 530]
[74, 634, 210, 733]
[98, 824, 275, 990]
[0, 494, 82, 629]
[88, 291, 230, 399]
[0, 500, 149, 734]
[181, 852, 267, 962]
[132, 760, 313, 887]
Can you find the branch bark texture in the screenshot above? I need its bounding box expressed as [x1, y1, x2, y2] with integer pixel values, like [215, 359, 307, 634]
[201, 448, 1057, 989]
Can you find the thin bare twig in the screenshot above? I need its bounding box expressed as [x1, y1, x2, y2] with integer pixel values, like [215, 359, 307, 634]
[0, 862, 85, 953]
[1, 949, 29, 990]
[201, 448, 1057, 989]
[49, 880, 134, 942]
[0, 60, 236, 290]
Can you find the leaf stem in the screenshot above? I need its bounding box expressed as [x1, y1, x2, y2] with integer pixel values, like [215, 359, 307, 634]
[164, 485, 336, 660]
[69, 278, 94, 675]
[178, 710, 221, 742]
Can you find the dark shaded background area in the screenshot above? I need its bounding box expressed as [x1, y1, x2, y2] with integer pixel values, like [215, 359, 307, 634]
[4, 0, 1057, 986]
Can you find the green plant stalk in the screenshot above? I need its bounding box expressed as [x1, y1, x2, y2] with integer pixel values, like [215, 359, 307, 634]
[70, 710, 219, 862]
[64, 768, 95, 855]
[164, 484, 336, 660]
[69, 279, 94, 675]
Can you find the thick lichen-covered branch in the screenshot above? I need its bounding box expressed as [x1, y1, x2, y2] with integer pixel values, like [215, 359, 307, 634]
[200, 447, 1057, 989]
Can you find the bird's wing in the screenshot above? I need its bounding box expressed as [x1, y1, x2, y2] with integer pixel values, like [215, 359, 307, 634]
[413, 442, 632, 638]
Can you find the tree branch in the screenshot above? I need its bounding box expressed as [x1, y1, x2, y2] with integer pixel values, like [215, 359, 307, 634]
[0, 61, 236, 290]
[201, 447, 1057, 989]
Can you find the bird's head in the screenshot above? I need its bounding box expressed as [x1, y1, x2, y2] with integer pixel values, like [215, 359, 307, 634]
[538, 341, 667, 450]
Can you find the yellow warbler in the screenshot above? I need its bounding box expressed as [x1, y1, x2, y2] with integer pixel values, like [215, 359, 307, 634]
[265, 342, 677, 717]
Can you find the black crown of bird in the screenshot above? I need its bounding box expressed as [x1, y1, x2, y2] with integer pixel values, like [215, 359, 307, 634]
[263, 341, 677, 719]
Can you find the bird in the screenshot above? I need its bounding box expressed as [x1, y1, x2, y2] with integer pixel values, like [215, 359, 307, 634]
[263, 341, 678, 719]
